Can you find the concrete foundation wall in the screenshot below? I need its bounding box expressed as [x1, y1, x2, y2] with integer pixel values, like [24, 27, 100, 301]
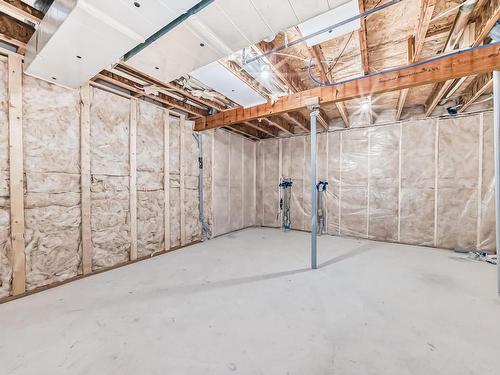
[257, 112, 496, 253]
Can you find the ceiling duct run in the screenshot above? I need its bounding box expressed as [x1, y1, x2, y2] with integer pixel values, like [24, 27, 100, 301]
[24, 0, 200, 88]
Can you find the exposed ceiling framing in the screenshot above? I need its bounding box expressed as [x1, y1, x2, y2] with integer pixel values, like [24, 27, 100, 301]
[0, 0, 498, 140]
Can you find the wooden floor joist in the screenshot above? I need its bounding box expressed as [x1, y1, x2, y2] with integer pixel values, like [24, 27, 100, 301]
[458, 73, 493, 113]
[243, 121, 279, 138]
[95, 71, 209, 118]
[195, 43, 500, 131]
[262, 117, 294, 135]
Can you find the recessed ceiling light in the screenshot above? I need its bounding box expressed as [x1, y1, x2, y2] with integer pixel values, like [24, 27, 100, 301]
[134, 2, 140, 8]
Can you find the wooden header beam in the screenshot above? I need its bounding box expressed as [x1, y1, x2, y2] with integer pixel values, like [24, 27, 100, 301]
[195, 43, 500, 131]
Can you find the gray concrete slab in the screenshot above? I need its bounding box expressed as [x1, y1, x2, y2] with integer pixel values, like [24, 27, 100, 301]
[1, 228, 499, 375]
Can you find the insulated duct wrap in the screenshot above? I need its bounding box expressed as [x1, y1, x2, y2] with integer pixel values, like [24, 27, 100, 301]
[257, 113, 496, 253]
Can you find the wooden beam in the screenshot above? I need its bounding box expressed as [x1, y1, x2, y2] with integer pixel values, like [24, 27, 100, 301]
[0, 0, 43, 25]
[243, 120, 279, 137]
[179, 115, 186, 246]
[194, 43, 500, 130]
[458, 73, 493, 112]
[95, 71, 209, 118]
[262, 116, 294, 135]
[163, 110, 170, 251]
[80, 83, 92, 275]
[8, 53, 25, 295]
[358, 0, 370, 75]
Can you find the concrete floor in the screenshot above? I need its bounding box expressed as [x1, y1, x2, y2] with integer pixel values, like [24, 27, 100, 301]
[1, 228, 499, 375]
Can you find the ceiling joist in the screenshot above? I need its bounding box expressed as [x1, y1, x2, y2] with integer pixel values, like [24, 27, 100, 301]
[195, 43, 500, 131]
[396, 0, 436, 120]
[458, 72, 493, 112]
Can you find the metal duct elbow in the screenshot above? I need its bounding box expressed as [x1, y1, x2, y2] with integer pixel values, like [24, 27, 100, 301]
[444, 0, 479, 52]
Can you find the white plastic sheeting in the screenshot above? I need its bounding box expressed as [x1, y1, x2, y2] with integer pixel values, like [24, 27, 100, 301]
[257, 113, 496, 253]
[212, 129, 256, 237]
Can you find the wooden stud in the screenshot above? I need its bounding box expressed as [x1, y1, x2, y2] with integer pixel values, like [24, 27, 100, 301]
[476, 114, 484, 250]
[179, 115, 186, 245]
[164, 110, 170, 251]
[129, 99, 138, 260]
[433, 119, 439, 247]
[211, 130, 216, 234]
[8, 53, 25, 295]
[397, 123, 403, 242]
[358, 0, 370, 75]
[80, 83, 92, 275]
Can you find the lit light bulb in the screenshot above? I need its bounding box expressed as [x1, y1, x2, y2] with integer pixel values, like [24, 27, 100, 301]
[361, 98, 371, 112]
[261, 65, 271, 81]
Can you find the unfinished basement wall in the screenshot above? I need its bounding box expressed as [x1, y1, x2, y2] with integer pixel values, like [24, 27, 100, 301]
[0, 57, 213, 301]
[257, 112, 496, 253]
[212, 128, 257, 237]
